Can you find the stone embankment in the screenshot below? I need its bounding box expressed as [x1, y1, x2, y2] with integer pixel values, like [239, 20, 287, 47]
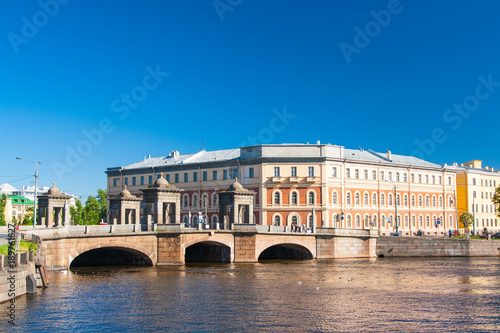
[377, 237, 500, 257]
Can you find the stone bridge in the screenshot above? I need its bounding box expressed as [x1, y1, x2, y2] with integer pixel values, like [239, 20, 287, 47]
[26, 225, 378, 269]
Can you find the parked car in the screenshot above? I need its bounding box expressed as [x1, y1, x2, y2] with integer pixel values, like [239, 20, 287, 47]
[491, 233, 500, 239]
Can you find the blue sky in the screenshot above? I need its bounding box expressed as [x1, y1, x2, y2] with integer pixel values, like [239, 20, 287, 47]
[1, 0, 499, 199]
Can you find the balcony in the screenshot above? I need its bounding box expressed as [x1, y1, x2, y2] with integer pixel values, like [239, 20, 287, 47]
[306, 177, 320, 183]
[271, 177, 284, 183]
[289, 177, 299, 183]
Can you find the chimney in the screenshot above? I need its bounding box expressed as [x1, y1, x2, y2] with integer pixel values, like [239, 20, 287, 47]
[386, 150, 391, 159]
[316, 140, 321, 145]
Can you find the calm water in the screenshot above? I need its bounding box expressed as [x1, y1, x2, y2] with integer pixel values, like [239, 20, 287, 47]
[2, 258, 500, 332]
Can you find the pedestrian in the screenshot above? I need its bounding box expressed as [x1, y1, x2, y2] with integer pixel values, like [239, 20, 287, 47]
[448, 229, 452, 238]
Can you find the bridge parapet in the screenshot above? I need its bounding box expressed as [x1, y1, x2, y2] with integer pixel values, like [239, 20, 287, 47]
[316, 228, 379, 238]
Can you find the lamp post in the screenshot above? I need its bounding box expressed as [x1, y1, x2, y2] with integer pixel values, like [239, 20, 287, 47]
[16, 157, 41, 229]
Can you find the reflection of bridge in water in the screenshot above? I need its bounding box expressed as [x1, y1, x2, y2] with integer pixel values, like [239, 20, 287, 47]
[27, 224, 378, 269]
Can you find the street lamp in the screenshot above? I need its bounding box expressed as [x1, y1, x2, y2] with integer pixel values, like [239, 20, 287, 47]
[16, 157, 41, 229]
[386, 179, 399, 234]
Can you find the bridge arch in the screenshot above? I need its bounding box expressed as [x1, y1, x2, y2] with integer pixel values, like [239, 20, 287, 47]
[67, 237, 157, 268]
[182, 234, 234, 263]
[256, 237, 316, 261]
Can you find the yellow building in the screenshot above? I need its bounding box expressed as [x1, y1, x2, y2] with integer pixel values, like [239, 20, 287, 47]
[456, 160, 500, 234]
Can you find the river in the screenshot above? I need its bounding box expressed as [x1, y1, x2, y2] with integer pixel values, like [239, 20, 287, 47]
[2, 257, 500, 332]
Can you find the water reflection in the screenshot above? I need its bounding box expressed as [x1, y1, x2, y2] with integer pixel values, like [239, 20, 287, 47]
[1, 257, 499, 332]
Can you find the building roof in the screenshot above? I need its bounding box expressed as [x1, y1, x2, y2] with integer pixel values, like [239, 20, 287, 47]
[0, 183, 17, 194]
[8, 195, 34, 205]
[108, 144, 449, 172]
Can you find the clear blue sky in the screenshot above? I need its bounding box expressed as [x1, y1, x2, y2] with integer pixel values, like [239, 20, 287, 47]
[1, 0, 499, 199]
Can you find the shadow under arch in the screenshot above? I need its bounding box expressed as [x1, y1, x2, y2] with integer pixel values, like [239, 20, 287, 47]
[185, 241, 231, 263]
[258, 243, 313, 260]
[70, 246, 153, 268]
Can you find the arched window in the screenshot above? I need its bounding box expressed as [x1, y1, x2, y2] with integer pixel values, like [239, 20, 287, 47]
[212, 193, 218, 207]
[347, 215, 352, 228]
[372, 215, 377, 228]
[381, 215, 386, 228]
[439, 196, 443, 207]
[411, 195, 416, 206]
[425, 196, 430, 207]
[364, 193, 369, 206]
[403, 194, 408, 206]
[380, 194, 385, 206]
[372, 193, 377, 206]
[449, 215, 453, 228]
[212, 215, 218, 227]
[355, 193, 360, 205]
[309, 214, 314, 227]
[193, 194, 198, 207]
[404, 215, 409, 227]
[274, 215, 281, 226]
[419, 216, 423, 228]
[346, 192, 351, 205]
[183, 195, 189, 208]
[308, 191, 315, 205]
[274, 191, 281, 205]
[426, 216, 430, 227]
[448, 197, 454, 207]
[355, 215, 361, 228]
[364, 215, 369, 228]
[183, 215, 189, 227]
[411, 216, 416, 227]
[291, 192, 298, 205]
[432, 196, 436, 207]
[388, 194, 393, 206]
[396, 194, 400, 205]
[291, 215, 298, 226]
[418, 195, 423, 207]
[332, 192, 337, 205]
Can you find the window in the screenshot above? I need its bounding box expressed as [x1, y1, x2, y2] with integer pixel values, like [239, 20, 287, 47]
[418, 195, 423, 206]
[411, 174, 415, 183]
[223, 170, 227, 180]
[404, 216, 409, 227]
[432, 196, 436, 207]
[473, 178, 476, 185]
[148, 176, 152, 185]
[346, 192, 351, 205]
[439, 196, 443, 207]
[412, 216, 416, 227]
[388, 194, 393, 206]
[432, 175, 435, 184]
[290, 166, 297, 177]
[124, 178, 128, 186]
[372, 193, 377, 205]
[183, 195, 189, 208]
[346, 168, 351, 178]
[166, 174, 170, 182]
[380, 194, 385, 206]
[213, 170, 218, 180]
[418, 174, 422, 183]
[140, 176, 144, 185]
[292, 192, 298, 205]
[249, 168, 254, 178]
[419, 216, 423, 227]
[396, 172, 400, 182]
[132, 177, 136, 186]
[113, 178, 118, 187]
[175, 174, 179, 183]
[364, 170, 368, 179]
[388, 172, 392, 181]
[347, 215, 352, 228]
[355, 169, 359, 179]
[380, 171, 384, 181]
[274, 167, 280, 177]
[425, 175, 429, 184]
[403, 173, 407, 182]
[308, 192, 315, 205]
[274, 192, 280, 205]
[481, 179, 484, 186]
[355, 215, 360, 228]
[364, 193, 368, 205]
[372, 170, 377, 180]
[355, 193, 360, 205]
[193, 195, 198, 207]
[448, 177, 452, 185]
[309, 167, 314, 177]
[193, 172, 198, 182]
[439, 176, 442, 184]
[403, 195, 408, 206]
[396, 194, 400, 205]
[274, 215, 281, 226]
[212, 194, 217, 207]
[203, 171, 207, 181]
[425, 196, 430, 207]
[184, 173, 188, 182]
[411, 195, 415, 206]
[332, 167, 337, 177]
[332, 192, 337, 205]
[426, 216, 430, 227]
[292, 216, 298, 226]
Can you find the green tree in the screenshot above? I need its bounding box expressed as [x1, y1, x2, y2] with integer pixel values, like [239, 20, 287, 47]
[459, 212, 473, 235]
[84, 195, 101, 225]
[97, 189, 107, 222]
[0, 194, 7, 226]
[22, 206, 34, 225]
[70, 199, 85, 225]
[493, 186, 500, 218]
